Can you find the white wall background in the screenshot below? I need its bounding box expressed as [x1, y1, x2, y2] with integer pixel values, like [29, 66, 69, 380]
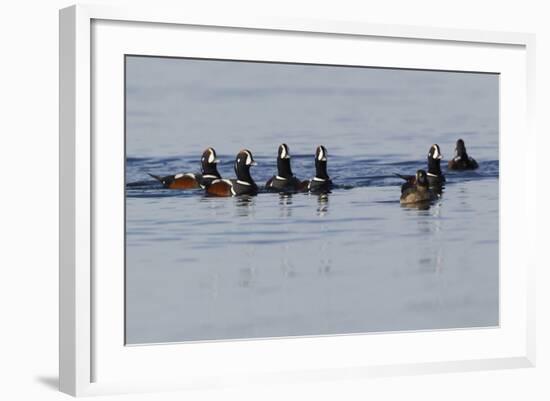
[0, 0, 547, 400]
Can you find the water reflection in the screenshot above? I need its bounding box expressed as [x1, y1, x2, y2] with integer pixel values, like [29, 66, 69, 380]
[412, 204, 442, 234]
[415, 201, 444, 274]
[198, 195, 231, 218]
[317, 193, 330, 216]
[418, 244, 444, 274]
[126, 177, 499, 343]
[401, 200, 433, 211]
[432, 183, 444, 197]
[238, 266, 255, 288]
[234, 196, 256, 217]
[280, 248, 297, 278]
[318, 240, 332, 276]
[279, 193, 293, 218]
[238, 246, 257, 288]
[457, 187, 475, 213]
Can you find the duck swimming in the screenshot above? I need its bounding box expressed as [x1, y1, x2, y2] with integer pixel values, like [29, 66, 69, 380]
[148, 147, 221, 189]
[395, 144, 445, 194]
[265, 143, 302, 192]
[400, 169, 437, 205]
[426, 144, 445, 187]
[205, 149, 258, 197]
[448, 139, 479, 170]
[301, 145, 333, 194]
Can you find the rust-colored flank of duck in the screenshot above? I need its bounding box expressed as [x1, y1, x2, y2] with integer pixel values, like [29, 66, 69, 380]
[168, 174, 200, 189]
[205, 180, 233, 197]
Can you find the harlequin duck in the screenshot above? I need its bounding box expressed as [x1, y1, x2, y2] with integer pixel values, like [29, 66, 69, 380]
[148, 147, 221, 189]
[265, 144, 302, 192]
[400, 169, 436, 204]
[448, 139, 479, 170]
[206, 149, 258, 197]
[301, 145, 333, 193]
[426, 144, 446, 187]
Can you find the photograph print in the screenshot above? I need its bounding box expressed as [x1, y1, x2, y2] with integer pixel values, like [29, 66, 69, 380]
[125, 55, 499, 345]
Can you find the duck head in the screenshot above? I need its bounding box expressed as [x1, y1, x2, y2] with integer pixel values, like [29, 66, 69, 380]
[427, 144, 443, 176]
[276, 143, 294, 178]
[234, 149, 257, 185]
[314, 145, 330, 180]
[454, 139, 469, 161]
[201, 147, 221, 178]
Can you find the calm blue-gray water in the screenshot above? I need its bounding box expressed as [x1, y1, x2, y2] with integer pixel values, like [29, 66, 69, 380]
[125, 57, 499, 345]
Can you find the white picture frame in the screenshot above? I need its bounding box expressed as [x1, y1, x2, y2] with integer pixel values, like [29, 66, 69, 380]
[59, 4, 536, 397]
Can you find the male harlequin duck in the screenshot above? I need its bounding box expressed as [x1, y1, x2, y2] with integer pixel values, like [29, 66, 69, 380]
[400, 169, 436, 205]
[265, 143, 302, 192]
[395, 144, 445, 190]
[148, 147, 221, 189]
[448, 139, 479, 170]
[301, 145, 333, 193]
[206, 149, 258, 197]
[426, 144, 446, 187]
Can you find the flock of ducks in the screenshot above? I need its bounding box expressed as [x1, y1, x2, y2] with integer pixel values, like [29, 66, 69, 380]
[147, 139, 478, 205]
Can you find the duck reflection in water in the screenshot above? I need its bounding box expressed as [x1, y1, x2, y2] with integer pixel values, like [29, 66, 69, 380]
[401, 200, 432, 211]
[317, 193, 329, 216]
[401, 196, 444, 212]
[418, 246, 444, 275]
[234, 195, 255, 217]
[279, 193, 293, 219]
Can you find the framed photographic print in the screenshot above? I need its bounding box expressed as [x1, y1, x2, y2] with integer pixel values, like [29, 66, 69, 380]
[59, 4, 536, 396]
